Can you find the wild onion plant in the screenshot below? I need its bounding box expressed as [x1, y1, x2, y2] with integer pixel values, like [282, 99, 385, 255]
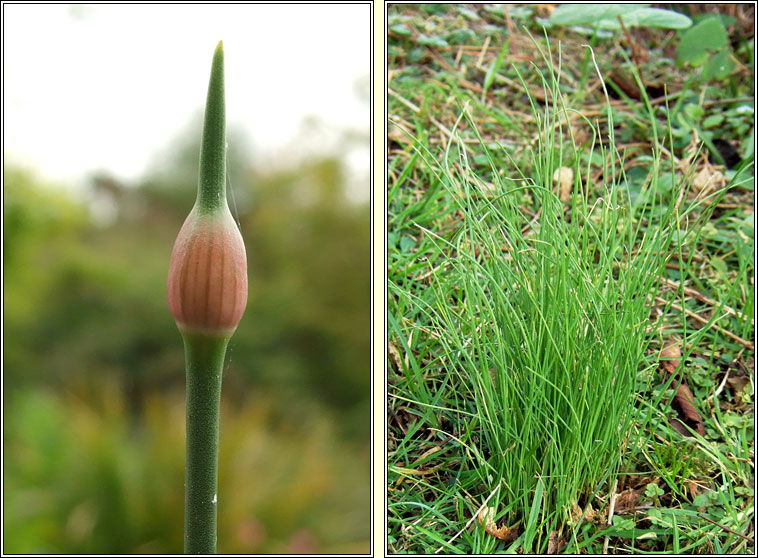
[167, 41, 247, 554]
[395, 45, 723, 549]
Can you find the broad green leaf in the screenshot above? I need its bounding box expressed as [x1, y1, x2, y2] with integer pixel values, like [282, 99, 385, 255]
[416, 34, 449, 48]
[677, 18, 728, 66]
[612, 516, 637, 530]
[683, 103, 704, 122]
[740, 128, 754, 160]
[692, 493, 713, 507]
[550, 5, 690, 30]
[390, 23, 412, 36]
[399, 235, 417, 253]
[420, 4, 447, 15]
[407, 48, 425, 63]
[702, 49, 735, 80]
[617, 7, 691, 29]
[483, 4, 506, 17]
[702, 114, 724, 129]
[456, 6, 480, 20]
[446, 28, 475, 43]
[675, 112, 693, 131]
[549, 4, 649, 26]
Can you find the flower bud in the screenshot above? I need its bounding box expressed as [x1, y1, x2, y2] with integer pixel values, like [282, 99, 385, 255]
[167, 40, 247, 336]
[167, 206, 247, 335]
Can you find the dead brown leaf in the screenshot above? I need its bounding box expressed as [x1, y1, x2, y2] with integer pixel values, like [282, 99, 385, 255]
[388, 341, 404, 375]
[692, 163, 727, 195]
[478, 507, 520, 542]
[547, 530, 566, 554]
[534, 4, 556, 17]
[570, 501, 598, 524]
[389, 405, 415, 436]
[725, 359, 751, 398]
[745, 356, 754, 374]
[614, 487, 643, 513]
[608, 72, 642, 100]
[671, 381, 705, 436]
[553, 166, 573, 202]
[659, 341, 706, 437]
[659, 342, 681, 374]
[688, 480, 702, 500]
[388, 121, 413, 146]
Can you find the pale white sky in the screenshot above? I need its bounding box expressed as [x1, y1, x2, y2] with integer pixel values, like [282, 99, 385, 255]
[3, 3, 370, 198]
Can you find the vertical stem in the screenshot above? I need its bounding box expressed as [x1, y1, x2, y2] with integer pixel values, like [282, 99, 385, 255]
[183, 332, 229, 554]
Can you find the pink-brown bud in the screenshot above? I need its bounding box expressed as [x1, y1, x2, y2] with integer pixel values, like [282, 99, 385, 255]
[167, 207, 247, 336]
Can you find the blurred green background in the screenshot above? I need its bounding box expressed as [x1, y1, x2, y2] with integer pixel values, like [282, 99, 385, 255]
[3, 118, 370, 553]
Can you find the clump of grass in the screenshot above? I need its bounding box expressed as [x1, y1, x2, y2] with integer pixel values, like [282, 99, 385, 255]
[391, 41, 729, 551]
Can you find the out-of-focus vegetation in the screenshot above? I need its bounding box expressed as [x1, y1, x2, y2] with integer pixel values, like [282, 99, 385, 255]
[3, 122, 370, 553]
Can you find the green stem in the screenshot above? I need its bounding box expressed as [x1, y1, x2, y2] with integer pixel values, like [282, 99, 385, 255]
[183, 331, 229, 554]
[197, 41, 226, 214]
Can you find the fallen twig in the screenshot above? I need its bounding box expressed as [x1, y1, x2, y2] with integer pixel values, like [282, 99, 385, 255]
[697, 512, 755, 544]
[656, 297, 754, 350]
[603, 479, 619, 554]
[659, 276, 753, 326]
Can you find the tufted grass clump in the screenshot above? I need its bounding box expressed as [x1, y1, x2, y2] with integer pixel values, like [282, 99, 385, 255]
[389, 42, 728, 552]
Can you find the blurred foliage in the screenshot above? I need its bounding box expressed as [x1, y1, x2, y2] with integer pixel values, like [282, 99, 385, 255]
[4, 386, 369, 554]
[2, 121, 370, 553]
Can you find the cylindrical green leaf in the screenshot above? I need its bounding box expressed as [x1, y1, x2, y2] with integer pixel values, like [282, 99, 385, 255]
[197, 41, 227, 214]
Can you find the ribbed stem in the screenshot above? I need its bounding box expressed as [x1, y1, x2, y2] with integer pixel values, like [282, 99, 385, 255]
[183, 331, 229, 554]
[197, 41, 226, 214]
